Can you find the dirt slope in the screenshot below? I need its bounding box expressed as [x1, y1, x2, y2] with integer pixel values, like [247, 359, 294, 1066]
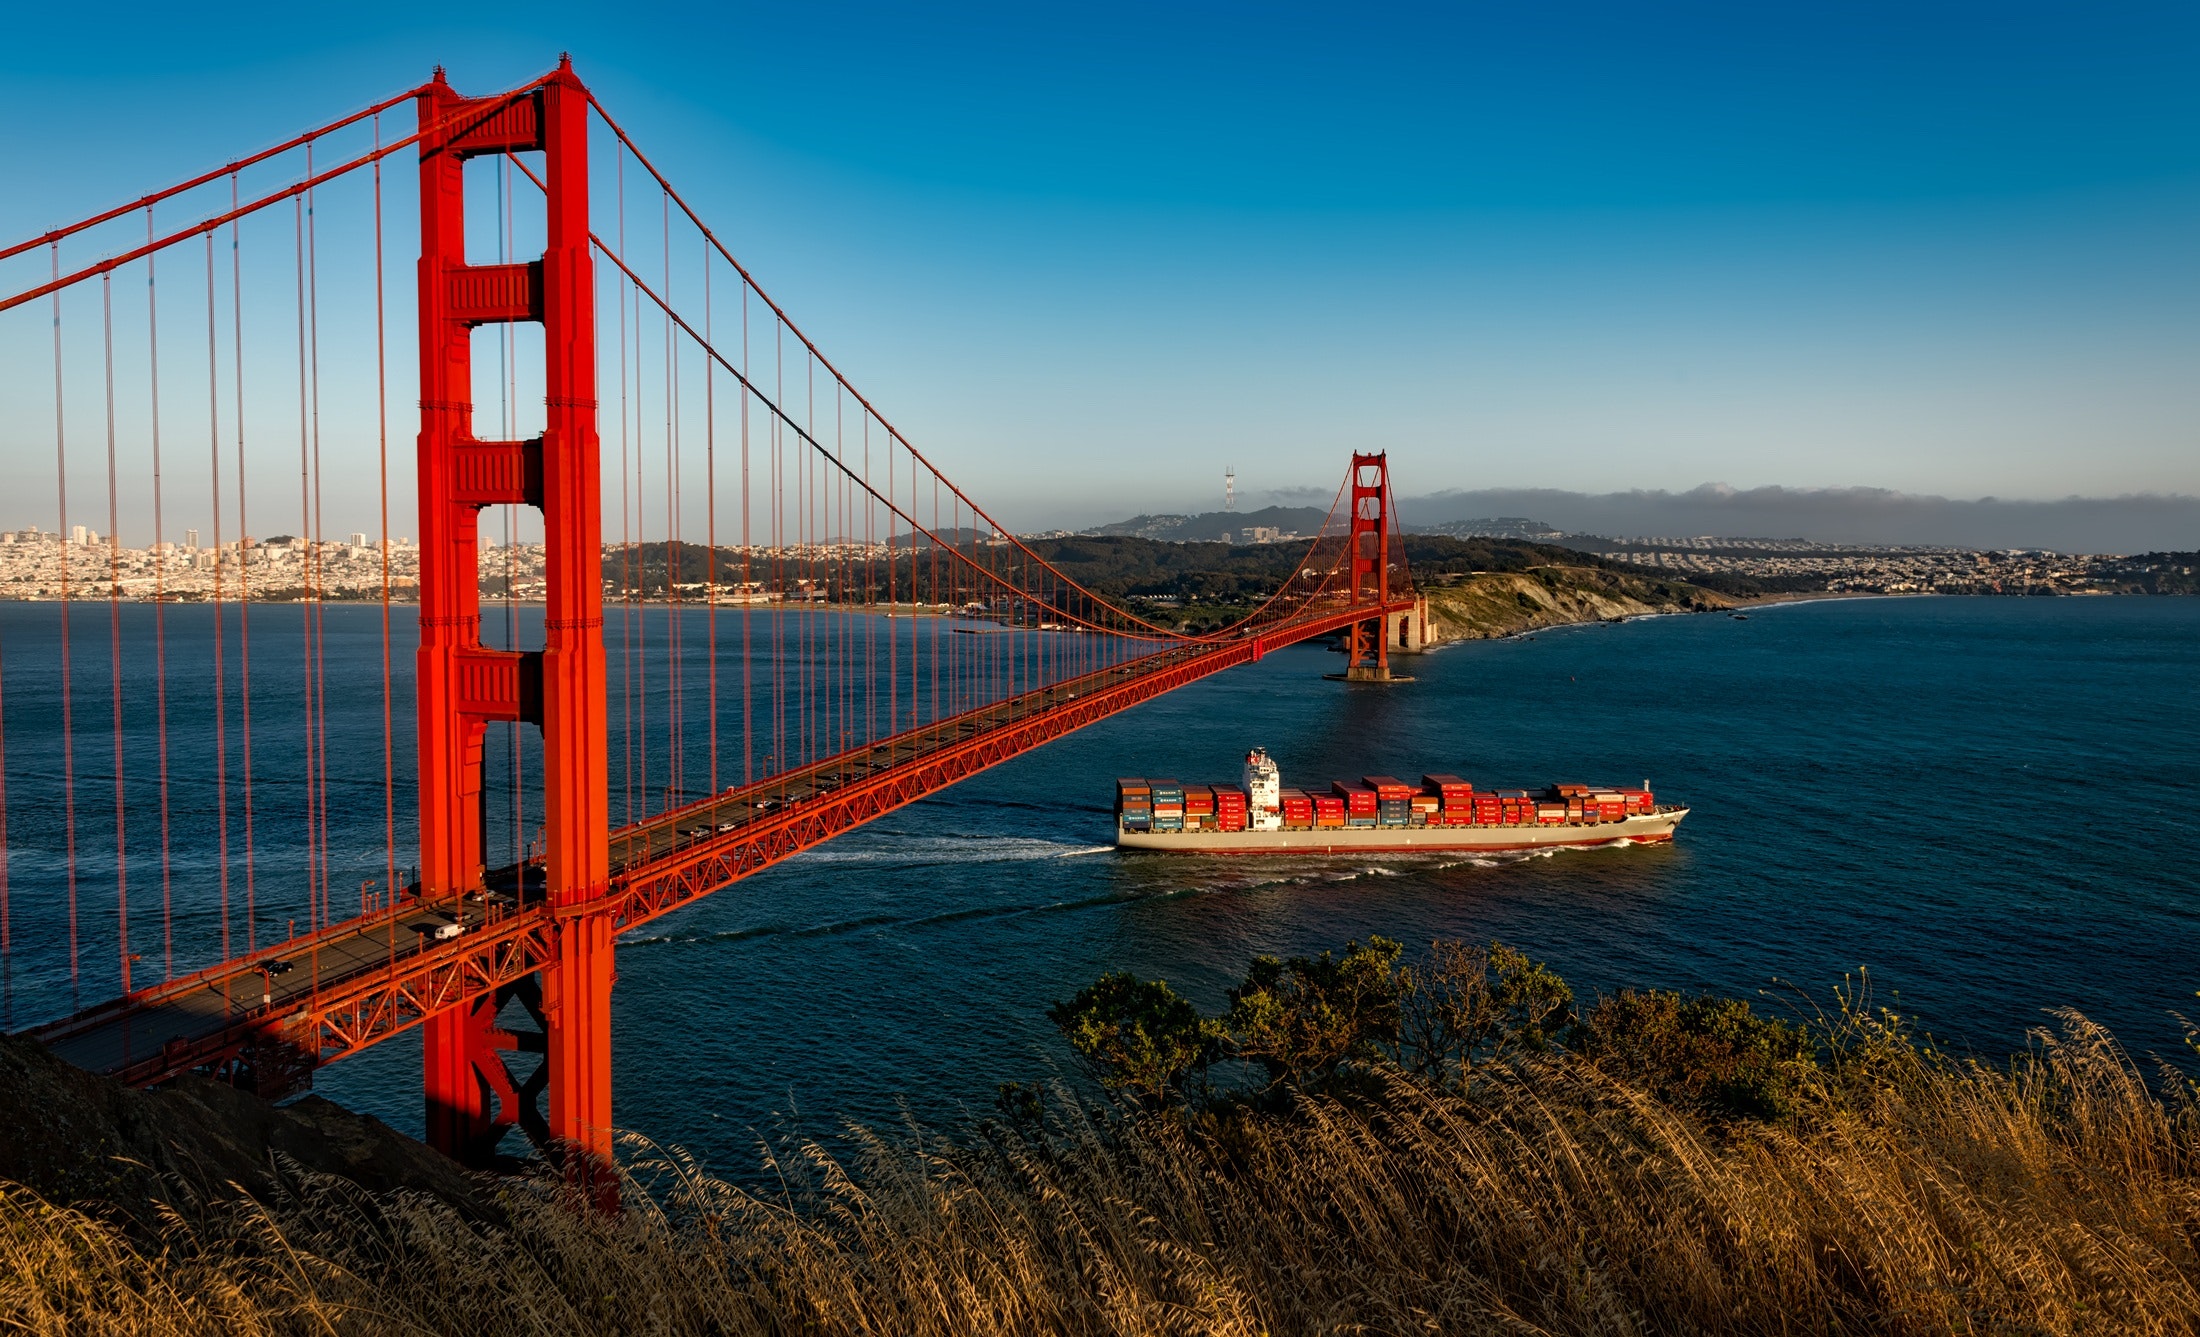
[0, 1032, 485, 1223]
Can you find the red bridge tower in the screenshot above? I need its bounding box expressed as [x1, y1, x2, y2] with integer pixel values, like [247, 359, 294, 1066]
[1340, 452, 1406, 682]
[414, 60, 612, 1167]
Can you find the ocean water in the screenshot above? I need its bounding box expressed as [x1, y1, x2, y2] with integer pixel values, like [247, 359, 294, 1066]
[3, 596, 2196, 1163]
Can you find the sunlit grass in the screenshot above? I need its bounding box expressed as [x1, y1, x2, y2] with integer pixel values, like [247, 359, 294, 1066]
[4, 985, 2195, 1335]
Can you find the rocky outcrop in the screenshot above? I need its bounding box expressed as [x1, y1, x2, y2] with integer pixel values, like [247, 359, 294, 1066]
[1417, 567, 1735, 643]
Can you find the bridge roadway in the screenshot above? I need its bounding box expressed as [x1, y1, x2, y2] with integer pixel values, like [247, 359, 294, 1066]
[25, 598, 1408, 1089]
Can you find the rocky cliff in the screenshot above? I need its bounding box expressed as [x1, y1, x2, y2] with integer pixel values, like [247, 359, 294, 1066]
[1417, 566, 1736, 642]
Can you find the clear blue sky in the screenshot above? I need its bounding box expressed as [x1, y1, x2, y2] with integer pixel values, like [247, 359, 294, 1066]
[3, 0, 2196, 532]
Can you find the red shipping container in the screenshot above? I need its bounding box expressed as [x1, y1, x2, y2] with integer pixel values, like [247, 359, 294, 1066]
[1332, 781, 1378, 813]
[1363, 775, 1416, 801]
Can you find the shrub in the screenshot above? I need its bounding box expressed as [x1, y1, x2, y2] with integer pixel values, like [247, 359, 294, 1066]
[1046, 972, 1221, 1108]
[1573, 988, 1817, 1120]
[1224, 937, 1405, 1097]
[1054, 940, 1580, 1110]
[1395, 940, 1575, 1083]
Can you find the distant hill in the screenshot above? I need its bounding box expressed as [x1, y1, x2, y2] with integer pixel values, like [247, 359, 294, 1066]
[1072, 507, 1566, 545]
[1410, 516, 1566, 540]
[1398, 485, 2200, 554]
[1078, 506, 1332, 544]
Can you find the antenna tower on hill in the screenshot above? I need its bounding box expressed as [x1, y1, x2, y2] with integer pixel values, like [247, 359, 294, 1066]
[1225, 464, 1235, 512]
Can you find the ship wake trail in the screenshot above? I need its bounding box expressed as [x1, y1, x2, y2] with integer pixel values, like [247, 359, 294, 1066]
[794, 836, 1118, 867]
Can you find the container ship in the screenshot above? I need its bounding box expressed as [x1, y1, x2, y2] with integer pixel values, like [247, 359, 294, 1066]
[1114, 748, 1687, 853]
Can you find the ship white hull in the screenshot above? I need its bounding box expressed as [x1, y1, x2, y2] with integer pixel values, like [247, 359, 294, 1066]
[1115, 807, 1688, 854]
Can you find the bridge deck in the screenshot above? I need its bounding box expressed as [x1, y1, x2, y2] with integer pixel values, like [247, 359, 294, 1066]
[28, 600, 1408, 1087]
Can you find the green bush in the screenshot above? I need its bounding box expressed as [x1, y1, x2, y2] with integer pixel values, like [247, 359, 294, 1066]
[1047, 973, 1221, 1109]
[1052, 939, 1584, 1110]
[1574, 989, 1817, 1120]
[1225, 938, 1405, 1098]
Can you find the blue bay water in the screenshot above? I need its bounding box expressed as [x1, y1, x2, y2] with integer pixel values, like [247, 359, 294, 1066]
[3, 596, 2196, 1163]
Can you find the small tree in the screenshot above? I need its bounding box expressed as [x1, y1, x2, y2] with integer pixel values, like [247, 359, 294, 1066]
[1048, 973, 1221, 1110]
[1489, 943, 1575, 1054]
[1224, 938, 1405, 1097]
[1396, 940, 1576, 1083]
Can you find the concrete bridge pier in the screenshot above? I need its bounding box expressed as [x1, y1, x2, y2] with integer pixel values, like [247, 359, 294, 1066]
[1332, 596, 1427, 683]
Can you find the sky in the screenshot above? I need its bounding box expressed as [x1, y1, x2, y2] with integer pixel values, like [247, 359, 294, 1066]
[1, 1, 2196, 543]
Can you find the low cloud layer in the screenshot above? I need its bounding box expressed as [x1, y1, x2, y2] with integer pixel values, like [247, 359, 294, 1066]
[1399, 485, 2199, 553]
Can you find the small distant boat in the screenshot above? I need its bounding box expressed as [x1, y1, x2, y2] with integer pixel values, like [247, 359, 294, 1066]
[1729, 613, 1750, 620]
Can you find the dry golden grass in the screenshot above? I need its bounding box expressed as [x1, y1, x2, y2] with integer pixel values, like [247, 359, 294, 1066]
[4, 1005, 2196, 1335]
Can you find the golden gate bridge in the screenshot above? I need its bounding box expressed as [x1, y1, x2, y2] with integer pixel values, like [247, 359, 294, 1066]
[0, 60, 1417, 1174]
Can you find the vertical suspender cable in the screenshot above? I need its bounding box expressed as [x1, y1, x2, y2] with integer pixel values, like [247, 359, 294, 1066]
[294, 193, 319, 933]
[802, 353, 813, 766]
[886, 428, 896, 738]
[634, 274, 648, 814]
[617, 150, 633, 827]
[740, 277, 751, 786]
[662, 192, 677, 807]
[930, 470, 938, 735]
[205, 233, 230, 971]
[836, 398, 846, 751]
[52, 243, 79, 993]
[147, 211, 174, 980]
[103, 274, 129, 996]
[791, 348, 802, 769]
[234, 176, 258, 954]
[373, 115, 397, 919]
[307, 152, 333, 936]
[771, 322, 782, 789]
[704, 237, 716, 797]
[868, 415, 878, 747]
